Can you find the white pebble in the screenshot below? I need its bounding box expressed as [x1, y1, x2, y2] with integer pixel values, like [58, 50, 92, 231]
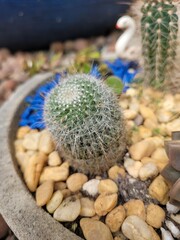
[139, 163, 158, 181]
[161, 228, 174, 240]
[82, 179, 100, 197]
[165, 220, 180, 238]
[166, 202, 180, 214]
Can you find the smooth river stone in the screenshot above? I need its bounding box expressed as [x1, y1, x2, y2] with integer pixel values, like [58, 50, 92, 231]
[80, 218, 113, 240]
[122, 215, 152, 240]
[53, 196, 80, 222]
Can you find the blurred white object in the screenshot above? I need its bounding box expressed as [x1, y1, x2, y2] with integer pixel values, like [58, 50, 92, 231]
[115, 15, 141, 61]
[161, 228, 174, 240]
[166, 201, 180, 214]
[165, 220, 180, 239]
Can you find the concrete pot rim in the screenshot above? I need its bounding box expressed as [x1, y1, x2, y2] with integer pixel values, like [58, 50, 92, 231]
[0, 73, 82, 240]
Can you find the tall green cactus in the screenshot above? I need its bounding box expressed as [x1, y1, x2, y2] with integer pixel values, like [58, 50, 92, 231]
[44, 74, 126, 175]
[141, 0, 178, 89]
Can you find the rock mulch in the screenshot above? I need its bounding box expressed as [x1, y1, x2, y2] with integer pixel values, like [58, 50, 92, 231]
[14, 86, 180, 240]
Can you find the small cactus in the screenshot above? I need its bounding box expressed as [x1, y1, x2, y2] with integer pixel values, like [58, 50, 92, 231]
[141, 0, 178, 89]
[44, 74, 126, 175]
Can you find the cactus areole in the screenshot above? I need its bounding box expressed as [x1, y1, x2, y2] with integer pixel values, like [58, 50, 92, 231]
[141, 0, 178, 89]
[44, 74, 126, 175]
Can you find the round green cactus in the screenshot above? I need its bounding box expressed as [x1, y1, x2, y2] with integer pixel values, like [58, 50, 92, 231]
[44, 74, 126, 175]
[141, 0, 178, 89]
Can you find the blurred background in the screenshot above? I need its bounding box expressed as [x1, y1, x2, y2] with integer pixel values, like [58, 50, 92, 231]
[0, 0, 132, 50]
[0, 1, 133, 239]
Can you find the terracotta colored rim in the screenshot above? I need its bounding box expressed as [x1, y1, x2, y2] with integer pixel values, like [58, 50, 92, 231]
[0, 73, 82, 240]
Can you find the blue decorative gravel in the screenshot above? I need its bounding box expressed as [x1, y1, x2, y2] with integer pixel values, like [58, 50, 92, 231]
[19, 61, 138, 130]
[105, 58, 139, 92]
[19, 73, 61, 129]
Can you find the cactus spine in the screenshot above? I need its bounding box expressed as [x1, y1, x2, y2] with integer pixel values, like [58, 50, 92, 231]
[44, 74, 126, 175]
[141, 0, 178, 89]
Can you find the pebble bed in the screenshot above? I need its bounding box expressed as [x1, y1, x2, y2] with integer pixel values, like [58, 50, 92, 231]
[0, 33, 139, 239]
[14, 85, 180, 240]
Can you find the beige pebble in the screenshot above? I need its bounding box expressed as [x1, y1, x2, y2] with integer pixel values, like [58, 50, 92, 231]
[139, 105, 157, 122]
[122, 215, 152, 240]
[166, 119, 180, 136]
[53, 196, 81, 222]
[141, 157, 164, 171]
[15, 151, 30, 173]
[139, 163, 159, 181]
[48, 151, 62, 166]
[24, 152, 47, 192]
[157, 110, 172, 123]
[80, 218, 113, 240]
[124, 109, 137, 120]
[95, 176, 102, 180]
[94, 193, 118, 216]
[105, 205, 126, 232]
[148, 226, 161, 240]
[38, 130, 55, 154]
[54, 181, 67, 191]
[14, 139, 25, 152]
[46, 190, 63, 213]
[146, 204, 165, 228]
[66, 173, 88, 192]
[124, 158, 142, 178]
[22, 132, 41, 150]
[114, 237, 123, 240]
[170, 214, 180, 225]
[126, 88, 137, 97]
[131, 131, 142, 144]
[119, 100, 129, 109]
[61, 189, 72, 198]
[91, 215, 100, 221]
[26, 150, 36, 157]
[148, 175, 169, 204]
[162, 94, 175, 111]
[36, 180, 54, 206]
[129, 100, 140, 112]
[151, 147, 168, 161]
[175, 93, 180, 100]
[146, 137, 164, 148]
[40, 162, 69, 183]
[139, 126, 152, 139]
[126, 120, 135, 129]
[108, 165, 126, 180]
[98, 179, 118, 194]
[123, 199, 146, 220]
[29, 129, 38, 134]
[144, 118, 157, 130]
[80, 197, 95, 217]
[151, 148, 169, 170]
[16, 126, 31, 139]
[129, 139, 156, 161]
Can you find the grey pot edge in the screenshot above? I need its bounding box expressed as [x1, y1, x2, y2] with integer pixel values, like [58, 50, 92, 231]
[0, 73, 82, 240]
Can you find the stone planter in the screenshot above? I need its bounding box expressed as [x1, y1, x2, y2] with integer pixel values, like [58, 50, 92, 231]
[0, 73, 82, 240]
